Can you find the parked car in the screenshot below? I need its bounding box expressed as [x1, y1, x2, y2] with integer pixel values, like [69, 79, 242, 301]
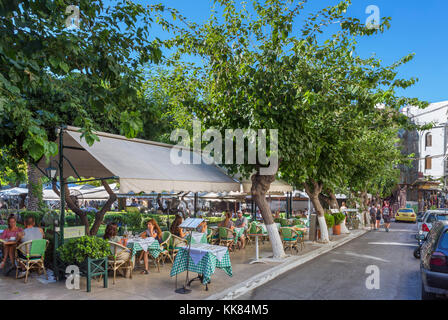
[395, 208, 416, 223]
[417, 209, 448, 238]
[420, 220, 448, 299]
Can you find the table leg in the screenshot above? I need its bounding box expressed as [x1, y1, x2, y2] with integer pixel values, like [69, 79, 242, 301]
[249, 235, 266, 264]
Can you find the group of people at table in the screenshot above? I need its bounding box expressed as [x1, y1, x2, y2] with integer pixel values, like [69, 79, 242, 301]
[0, 210, 252, 279]
[0, 215, 45, 278]
[102, 210, 250, 275]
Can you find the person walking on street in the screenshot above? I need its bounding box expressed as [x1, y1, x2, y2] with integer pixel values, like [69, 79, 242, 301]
[375, 204, 382, 230]
[382, 201, 392, 232]
[369, 204, 378, 230]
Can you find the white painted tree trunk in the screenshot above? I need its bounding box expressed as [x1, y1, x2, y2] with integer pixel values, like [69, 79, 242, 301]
[266, 223, 285, 259]
[340, 218, 350, 234]
[318, 216, 330, 243]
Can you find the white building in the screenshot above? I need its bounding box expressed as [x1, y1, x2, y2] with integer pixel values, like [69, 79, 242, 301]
[402, 100, 448, 180]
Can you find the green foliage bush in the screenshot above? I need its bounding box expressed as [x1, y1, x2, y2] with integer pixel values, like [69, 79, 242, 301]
[324, 213, 335, 229]
[126, 207, 140, 214]
[20, 210, 45, 226]
[57, 236, 111, 264]
[124, 210, 142, 229]
[332, 212, 346, 225]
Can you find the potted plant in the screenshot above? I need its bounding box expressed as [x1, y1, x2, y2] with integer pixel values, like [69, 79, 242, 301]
[332, 212, 345, 235]
[57, 236, 111, 292]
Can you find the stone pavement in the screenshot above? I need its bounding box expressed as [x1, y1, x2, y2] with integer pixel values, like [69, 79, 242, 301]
[0, 229, 367, 300]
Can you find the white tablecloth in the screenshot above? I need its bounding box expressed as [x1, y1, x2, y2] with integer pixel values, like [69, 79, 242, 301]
[183, 243, 228, 265]
[126, 237, 155, 252]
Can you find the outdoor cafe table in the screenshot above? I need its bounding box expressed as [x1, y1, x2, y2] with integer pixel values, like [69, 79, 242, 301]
[126, 237, 162, 259]
[170, 243, 232, 285]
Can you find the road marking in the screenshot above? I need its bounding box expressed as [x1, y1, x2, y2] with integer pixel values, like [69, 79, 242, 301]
[330, 259, 351, 263]
[342, 251, 390, 262]
[368, 242, 417, 247]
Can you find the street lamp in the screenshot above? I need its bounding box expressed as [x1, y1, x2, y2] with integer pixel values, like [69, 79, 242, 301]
[46, 166, 58, 180]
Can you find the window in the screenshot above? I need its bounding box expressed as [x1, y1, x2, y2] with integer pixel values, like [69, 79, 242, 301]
[425, 133, 432, 148]
[425, 156, 432, 170]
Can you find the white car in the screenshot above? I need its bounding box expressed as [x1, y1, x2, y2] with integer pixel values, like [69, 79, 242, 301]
[417, 209, 448, 238]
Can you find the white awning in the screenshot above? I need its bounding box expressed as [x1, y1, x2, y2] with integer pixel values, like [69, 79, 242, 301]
[38, 127, 240, 194]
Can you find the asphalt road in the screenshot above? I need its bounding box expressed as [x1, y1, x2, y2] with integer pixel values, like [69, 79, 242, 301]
[239, 221, 422, 300]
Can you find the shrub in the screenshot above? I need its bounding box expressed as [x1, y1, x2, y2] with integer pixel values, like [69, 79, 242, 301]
[333, 212, 346, 225]
[57, 236, 111, 264]
[126, 207, 140, 214]
[124, 210, 142, 229]
[324, 213, 335, 229]
[65, 215, 78, 227]
[104, 213, 126, 225]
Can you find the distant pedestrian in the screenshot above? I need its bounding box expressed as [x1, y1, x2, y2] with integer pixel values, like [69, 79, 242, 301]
[369, 204, 377, 230]
[376, 204, 382, 230]
[382, 201, 391, 232]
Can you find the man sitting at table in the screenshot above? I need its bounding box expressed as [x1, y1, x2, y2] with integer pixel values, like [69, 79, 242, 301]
[235, 210, 248, 249]
[15, 216, 45, 279]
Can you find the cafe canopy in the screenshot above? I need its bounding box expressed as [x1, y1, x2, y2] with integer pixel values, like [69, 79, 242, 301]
[38, 126, 240, 194]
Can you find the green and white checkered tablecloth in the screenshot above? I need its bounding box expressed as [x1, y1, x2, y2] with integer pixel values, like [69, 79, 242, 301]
[188, 232, 208, 244]
[233, 227, 245, 243]
[127, 239, 162, 259]
[170, 246, 232, 284]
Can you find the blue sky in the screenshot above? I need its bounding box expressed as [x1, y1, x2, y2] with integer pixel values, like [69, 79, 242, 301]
[138, 0, 448, 103]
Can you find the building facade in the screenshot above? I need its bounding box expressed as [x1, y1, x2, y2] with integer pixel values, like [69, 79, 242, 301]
[401, 100, 448, 210]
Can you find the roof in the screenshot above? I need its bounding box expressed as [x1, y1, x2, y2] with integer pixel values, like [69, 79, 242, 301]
[38, 126, 240, 194]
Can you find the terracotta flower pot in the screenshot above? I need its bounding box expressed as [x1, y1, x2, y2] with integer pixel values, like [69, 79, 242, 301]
[332, 224, 341, 235]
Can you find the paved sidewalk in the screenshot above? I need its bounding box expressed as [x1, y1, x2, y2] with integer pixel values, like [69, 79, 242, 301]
[0, 229, 367, 300]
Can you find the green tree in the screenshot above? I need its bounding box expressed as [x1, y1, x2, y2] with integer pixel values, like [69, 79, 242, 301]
[159, 0, 427, 251]
[0, 0, 168, 234]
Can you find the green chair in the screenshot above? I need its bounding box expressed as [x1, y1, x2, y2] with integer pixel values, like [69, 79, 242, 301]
[218, 227, 235, 252]
[247, 222, 263, 245]
[169, 234, 188, 261]
[15, 239, 49, 283]
[157, 231, 173, 266]
[279, 227, 303, 254]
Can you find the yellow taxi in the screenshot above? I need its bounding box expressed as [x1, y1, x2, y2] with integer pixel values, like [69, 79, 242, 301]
[395, 208, 417, 223]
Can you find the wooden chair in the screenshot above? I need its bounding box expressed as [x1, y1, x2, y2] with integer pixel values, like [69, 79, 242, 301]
[279, 227, 303, 254]
[247, 222, 263, 245]
[218, 227, 235, 252]
[157, 231, 174, 266]
[108, 241, 133, 284]
[207, 228, 219, 245]
[15, 239, 49, 283]
[169, 234, 188, 261]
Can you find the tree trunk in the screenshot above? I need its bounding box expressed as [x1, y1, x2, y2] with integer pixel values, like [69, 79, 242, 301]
[329, 192, 339, 210]
[52, 179, 116, 235]
[304, 180, 329, 243]
[251, 172, 286, 259]
[360, 191, 369, 228]
[26, 163, 42, 211]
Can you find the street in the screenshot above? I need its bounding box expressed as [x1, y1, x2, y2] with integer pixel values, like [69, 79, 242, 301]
[239, 221, 422, 300]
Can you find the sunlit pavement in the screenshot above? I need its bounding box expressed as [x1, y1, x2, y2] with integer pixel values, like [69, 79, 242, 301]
[238, 221, 422, 300]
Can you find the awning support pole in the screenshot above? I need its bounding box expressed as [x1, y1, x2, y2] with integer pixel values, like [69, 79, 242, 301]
[194, 192, 198, 218]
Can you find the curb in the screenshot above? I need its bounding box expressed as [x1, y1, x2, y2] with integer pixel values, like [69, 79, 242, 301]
[205, 229, 369, 300]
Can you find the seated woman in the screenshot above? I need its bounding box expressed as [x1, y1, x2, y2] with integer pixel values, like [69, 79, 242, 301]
[0, 215, 22, 270]
[218, 212, 234, 230]
[103, 222, 127, 245]
[170, 214, 187, 238]
[140, 219, 163, 243]
[138, 219, 163, 274]
[196, 216, 207, 233]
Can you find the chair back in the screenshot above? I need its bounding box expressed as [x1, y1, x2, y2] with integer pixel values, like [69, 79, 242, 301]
[29, 239, 47, 257]
[162, 231, 171, 242]
[108, 241, 129, 257]
[248, 222, 260, 234]
[279, 227, 297, 241]
[171, 234, 187, 248]
[218, 227, 233, 240]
